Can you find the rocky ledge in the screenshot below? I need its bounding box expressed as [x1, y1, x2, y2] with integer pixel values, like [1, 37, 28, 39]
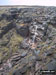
[0, 6, 56, 75]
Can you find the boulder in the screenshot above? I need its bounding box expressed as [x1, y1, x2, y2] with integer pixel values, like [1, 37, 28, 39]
[16, 25, 29, 37]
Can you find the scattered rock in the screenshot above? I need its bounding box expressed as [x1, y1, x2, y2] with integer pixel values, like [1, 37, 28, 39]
[0, 6, 56, 75]
[44, 50, 53, 56]
[46, 60, 56, 70]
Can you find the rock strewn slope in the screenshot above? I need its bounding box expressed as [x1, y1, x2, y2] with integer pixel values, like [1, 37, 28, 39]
[0, 6, 56, 75]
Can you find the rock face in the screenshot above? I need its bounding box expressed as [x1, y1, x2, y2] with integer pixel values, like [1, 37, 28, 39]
[16, 25, 29, 37]
[0, 6, 56, 75]
[0, 22, 16, 38]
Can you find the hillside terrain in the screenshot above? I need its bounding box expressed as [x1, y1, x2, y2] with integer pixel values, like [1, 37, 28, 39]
[0, 6, 56, 75]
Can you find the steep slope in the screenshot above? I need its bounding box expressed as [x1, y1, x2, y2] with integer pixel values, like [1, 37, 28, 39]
[0, 6, 56, 75]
